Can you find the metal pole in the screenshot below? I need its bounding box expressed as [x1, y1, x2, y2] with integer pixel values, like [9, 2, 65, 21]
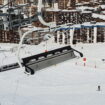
[17, 28, 38, 69]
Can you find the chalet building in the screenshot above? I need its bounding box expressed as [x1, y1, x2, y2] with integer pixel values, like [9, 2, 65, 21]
[81, 11, 92, 23]
[0, 30, 20, 43]
[0, 0, 28, 5]
[55, 10, 82, 25]
[44, 9, 92, 25]
[0, 0, 105, 44]
[55, 25, 105, 45]
[58, 0, 76, 9]
[0, 0, 3, 4]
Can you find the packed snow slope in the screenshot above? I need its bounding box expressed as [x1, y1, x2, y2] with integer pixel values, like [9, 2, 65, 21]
[0, 42, 105, 105]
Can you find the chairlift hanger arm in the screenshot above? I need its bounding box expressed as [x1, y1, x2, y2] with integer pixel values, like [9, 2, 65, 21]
[17, 28, 38, 68]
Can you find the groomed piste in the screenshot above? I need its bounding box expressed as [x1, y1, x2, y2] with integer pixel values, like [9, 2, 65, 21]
[0, 42, 105, 105]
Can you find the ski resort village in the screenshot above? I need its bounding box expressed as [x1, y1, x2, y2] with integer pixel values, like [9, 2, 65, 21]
[1, 0, 105, 105]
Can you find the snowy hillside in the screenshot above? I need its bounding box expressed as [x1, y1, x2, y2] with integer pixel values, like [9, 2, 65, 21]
[0, 42, 105, 105]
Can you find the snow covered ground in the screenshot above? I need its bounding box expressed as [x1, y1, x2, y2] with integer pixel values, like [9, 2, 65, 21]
[0, 41, 105, 105]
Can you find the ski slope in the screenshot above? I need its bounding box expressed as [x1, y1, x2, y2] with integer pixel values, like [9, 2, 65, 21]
[0, 41, 105, 105]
